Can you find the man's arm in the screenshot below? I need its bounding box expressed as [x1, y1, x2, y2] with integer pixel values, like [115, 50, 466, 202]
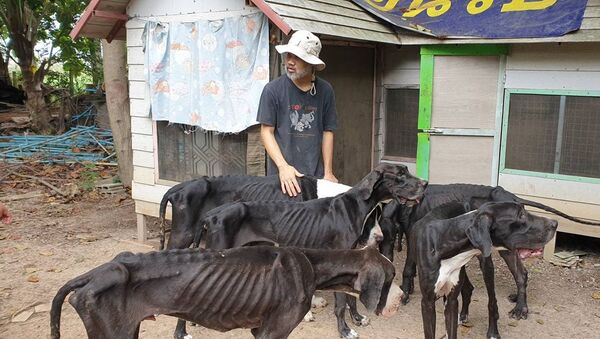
[322, 130, 338, 183]
[260, 124, 303, 197]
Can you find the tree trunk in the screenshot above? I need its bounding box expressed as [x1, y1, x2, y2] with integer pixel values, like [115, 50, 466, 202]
[0, 52, 10, 84]
[22, 67, 52, 133]
[102, 39, 133, 187]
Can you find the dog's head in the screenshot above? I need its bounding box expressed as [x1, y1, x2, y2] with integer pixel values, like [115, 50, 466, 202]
[356, 163, 427, 206]
[354, 247, 403, 317]
[476, 202, 558, 259]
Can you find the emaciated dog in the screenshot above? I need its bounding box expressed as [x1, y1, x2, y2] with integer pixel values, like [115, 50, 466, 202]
[50, 246, 403, 339]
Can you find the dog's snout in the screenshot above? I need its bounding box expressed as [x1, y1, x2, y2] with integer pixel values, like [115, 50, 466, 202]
[549, 219, 558, 230]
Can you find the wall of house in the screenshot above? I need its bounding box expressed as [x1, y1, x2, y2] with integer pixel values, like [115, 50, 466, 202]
[125, 0, 256, 219]
[376, 45, 420, 174]
[501, 42, 600, 238]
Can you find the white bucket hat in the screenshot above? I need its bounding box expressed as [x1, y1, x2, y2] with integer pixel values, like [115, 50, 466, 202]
[275, 30, 326, 71]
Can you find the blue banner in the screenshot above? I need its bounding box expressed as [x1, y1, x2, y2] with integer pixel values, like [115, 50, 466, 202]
[352, 0, 588, 38]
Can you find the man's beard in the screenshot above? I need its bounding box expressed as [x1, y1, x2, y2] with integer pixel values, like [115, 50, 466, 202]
[286, 66, 312, 81]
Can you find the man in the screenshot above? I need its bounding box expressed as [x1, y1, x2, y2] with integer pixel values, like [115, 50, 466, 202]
[0, 202, 11, 224]
[257, 30, 338, 197]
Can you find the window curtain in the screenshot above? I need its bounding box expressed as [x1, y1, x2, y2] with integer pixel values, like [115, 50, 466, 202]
[144, 12, 269, 133]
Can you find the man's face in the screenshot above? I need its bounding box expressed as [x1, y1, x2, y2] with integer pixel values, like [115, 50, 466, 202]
[285, 53, 312, 81]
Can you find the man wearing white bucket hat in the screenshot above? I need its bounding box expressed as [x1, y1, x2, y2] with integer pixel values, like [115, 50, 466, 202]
[257, 30, 338, 197]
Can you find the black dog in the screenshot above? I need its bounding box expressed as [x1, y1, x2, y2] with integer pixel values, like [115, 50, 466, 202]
[379, 183, 599, 320]
[411, 201, 558, 339]
[187, 163, 426, 339]
[50, 246, 403, 339]
[158, 175, 319, 250]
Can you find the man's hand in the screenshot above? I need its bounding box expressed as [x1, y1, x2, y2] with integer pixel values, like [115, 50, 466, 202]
[0, 203, 12, 224]
[323, 172, 338, 183]
[278, 164, 304, 197]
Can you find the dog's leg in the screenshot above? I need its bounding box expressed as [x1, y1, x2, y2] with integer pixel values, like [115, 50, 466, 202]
[401, 254, 417, 304]
[499, 250, 529, 320]
[444, 268, 465, 339]
[479, 255, 501, 339]
[420, 295, 436, 339]
[311, 294, 328, 308]
[334, 292, 358, 339]
[347, 296, 370, 326]
[459, 268, 474, 324]
[174, 319, 191, 339]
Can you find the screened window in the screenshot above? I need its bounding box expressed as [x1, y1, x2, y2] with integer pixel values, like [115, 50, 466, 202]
[384, 88, 419, 160]
[504, 93, 600, 179]
[157, 122, 248, 182]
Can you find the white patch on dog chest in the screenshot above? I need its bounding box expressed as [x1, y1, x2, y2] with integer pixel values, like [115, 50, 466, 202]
[317, 179, 351, 198]
[434, 249, 481, 297]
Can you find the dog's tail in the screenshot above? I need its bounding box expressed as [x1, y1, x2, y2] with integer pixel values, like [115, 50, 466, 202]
[159, 185, 181, 250]
[516, 197, 600, 226]
[50, 275, 92, 339]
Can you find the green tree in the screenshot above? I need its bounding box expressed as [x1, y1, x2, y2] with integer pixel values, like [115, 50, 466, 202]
[0, 0, 101, 133]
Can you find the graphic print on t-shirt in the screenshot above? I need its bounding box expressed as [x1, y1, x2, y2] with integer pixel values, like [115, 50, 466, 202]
[289, 104, 316, 132]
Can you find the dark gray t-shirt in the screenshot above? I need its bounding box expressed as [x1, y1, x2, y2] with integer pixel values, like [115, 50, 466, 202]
[257, 75, 337, 177]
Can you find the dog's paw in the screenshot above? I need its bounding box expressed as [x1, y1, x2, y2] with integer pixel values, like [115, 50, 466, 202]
[401, 293, 410, 305]
[341, 328, 359, 339]
[508, 305, 528, 320]
[183, 335, 193, 339]
[303, 310, 315, 322]
[351, 314, 370, 327]
[312, 295, 328, 308]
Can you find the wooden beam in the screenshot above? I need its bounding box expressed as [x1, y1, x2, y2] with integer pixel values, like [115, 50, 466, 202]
[92, 10, 129, 21]
[106, 19, 126, 43]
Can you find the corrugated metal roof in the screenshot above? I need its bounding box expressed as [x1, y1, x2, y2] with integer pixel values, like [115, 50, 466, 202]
[255, 0, 401, 44]
[396, 0, 600, 45]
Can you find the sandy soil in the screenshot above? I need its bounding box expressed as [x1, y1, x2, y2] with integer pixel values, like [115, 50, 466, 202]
[0, 186, 599, 339]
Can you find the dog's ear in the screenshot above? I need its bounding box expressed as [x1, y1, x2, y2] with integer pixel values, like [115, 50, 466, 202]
[355, 265, 385, 312]
[466, 213, 493, 257]
[357, 168, 383, 200]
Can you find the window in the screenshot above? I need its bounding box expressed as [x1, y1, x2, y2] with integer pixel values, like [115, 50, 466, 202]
[503, 91, 600, 180]
[384, 88, 419, 160]
[157, 122, 248, 182]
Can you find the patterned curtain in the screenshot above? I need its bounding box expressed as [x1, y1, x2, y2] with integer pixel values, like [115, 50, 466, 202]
[144, 12, 269, 133]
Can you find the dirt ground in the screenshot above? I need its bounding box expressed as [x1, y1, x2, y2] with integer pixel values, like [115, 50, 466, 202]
[1, 165, 599, 339]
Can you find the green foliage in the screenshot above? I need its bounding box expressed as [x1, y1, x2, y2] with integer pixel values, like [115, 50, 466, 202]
[0, 0, 103, 93]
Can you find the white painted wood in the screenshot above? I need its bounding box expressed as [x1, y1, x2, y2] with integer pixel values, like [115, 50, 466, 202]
[132, 181, 171, 204]
[429, 136, 494, 185]
[507, 43, 600, 71]
[505, 70, 600, 91]
[128, 64, 144, 81]
[129, 81, 146, 100]
[135, 200, 166, 219]
[126, 19, 145, 30]
[132, 133, 154, 152]
[136, 213, 147, 242]
[133, 166, 155, 185]
[127, 46, 144, 66]
[126, 27, 144, 47]
[498, 173, 600, 205]
[432, 56, 499, 129]
[130, 98, 148, 117]
[128, 0, 247, 18]
[133, 150, 154, 168]
[131, 116, 153, 135]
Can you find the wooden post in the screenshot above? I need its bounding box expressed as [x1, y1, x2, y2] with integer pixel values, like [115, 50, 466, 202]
[543, 232, 557, 261]
[137, 213, 147, 243]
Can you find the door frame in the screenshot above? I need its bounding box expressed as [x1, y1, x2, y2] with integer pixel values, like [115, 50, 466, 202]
[416, 44, 509, 182]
